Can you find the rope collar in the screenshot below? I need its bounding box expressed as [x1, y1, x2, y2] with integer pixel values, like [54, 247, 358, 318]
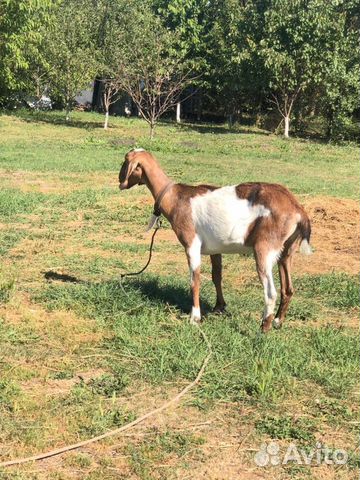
[153, 181, 174, 217]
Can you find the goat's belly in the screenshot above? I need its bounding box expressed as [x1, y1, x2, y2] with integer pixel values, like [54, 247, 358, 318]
[198, 226, 253, 255]
[201, 242, 252, 255]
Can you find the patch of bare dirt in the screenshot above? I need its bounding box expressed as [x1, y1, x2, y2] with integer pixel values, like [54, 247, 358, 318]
[0, 301, 104, 348]
[0, 171, 72, 194]
[21, 369, 107, 397]
[157, 228, 179, 244]
[295, 196, 359, 275]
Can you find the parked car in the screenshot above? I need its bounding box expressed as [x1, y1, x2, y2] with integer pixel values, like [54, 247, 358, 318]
[25, 95, 52, 110]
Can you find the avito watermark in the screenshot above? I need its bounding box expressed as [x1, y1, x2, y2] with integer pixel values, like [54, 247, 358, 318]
[254, 441, 348, 467]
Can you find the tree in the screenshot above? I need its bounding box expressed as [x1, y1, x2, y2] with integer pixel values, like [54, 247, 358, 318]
[0, 0, 54, 103]
[202, 0, 267, 125]
[117, 6, 195, 138]
[247, 0, 360, 138]
[92, 0, 132, 129]
[152, 0, 209, 122]
[317, 0, 360, 140]
[44, 0, 97, 120]
[252, 0, 319, 137]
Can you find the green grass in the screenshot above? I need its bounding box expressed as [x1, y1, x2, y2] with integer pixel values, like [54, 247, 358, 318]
[0, 110, 358, 479]
[0, 110, 359, 198]
[35, 274, 359, 401]
[0, 189, 46, 220]
[127, 430, 205, 479]
[297, 273, 359, 309]
[255, 415, 316, 443]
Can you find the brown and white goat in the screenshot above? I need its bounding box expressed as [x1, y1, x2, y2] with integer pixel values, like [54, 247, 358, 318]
[119, 148, 312, 332]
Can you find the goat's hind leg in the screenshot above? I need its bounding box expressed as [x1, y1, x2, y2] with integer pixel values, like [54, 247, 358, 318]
[210, 254, 226, 313]
[255, 246, 278, 333]
[273, 245, 295, 329]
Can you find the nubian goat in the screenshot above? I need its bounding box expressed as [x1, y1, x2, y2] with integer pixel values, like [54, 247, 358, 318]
[119, 149, 312, 332]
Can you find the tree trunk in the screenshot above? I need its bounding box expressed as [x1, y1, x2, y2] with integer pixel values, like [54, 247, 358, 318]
[66, 105, 70, 122]
[197, 92, 202, 121]
[35, 74, 40, 101]
[326, 108, 334, 139]
[104, 110, 109, 129]
[150, 122, 155, 139]
[284, 115, 290, 137]
[176, 102, 181, 123]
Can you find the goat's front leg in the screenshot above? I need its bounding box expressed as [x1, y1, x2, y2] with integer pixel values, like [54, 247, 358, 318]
[186, 237, 202, 324]
[210, 254, 226, 313]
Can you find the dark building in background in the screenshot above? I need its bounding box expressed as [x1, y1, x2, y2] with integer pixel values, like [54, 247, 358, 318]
[87, 79, 223, 122]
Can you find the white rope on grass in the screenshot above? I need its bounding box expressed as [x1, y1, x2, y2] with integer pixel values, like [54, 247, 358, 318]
[0, 324, 212, 468]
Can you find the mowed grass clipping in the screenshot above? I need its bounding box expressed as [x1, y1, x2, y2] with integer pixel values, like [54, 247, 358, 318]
[0, 111, 359, 479]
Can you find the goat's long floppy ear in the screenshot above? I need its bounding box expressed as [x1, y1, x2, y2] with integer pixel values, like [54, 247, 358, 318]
[119, 158, 138, 188]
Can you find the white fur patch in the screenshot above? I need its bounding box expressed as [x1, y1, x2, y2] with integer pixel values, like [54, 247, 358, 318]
[190, 306, 201, 324]
[287, 221, 298, 239]
[300, 239, 312, 255]
[190, 186, 270, 255]
[273, 317, 281, 328]
[262, 276, 277, 318]
[133, 147, 145, 152]
[266, 249, 280, 273]
[188, 234, 202, 271]
[260, 249, 279, 319]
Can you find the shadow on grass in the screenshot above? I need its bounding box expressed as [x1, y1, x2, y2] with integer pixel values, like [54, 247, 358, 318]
[175, 121, 271, 136]
[130, 276, 213, 315]
[43, 270, 85, 283]
[131, 277, 190, 313]
[42, 270, 212, 314]
[12, 110, 104, 130]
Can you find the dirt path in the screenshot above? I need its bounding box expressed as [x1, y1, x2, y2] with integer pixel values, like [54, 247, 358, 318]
[296, 196, 359, 275]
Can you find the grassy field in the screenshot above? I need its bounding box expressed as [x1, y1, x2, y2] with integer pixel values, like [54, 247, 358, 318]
[0, 110, 359, 479]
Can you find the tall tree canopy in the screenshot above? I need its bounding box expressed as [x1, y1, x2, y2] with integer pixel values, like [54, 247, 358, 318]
[0, 0, 54, 101]
[116, 3, 195, 137]
[0, 0, 358, 140]
[92, 0, 135, 128]
[44, 0, 97, 119]
[204, 0, 360, 137]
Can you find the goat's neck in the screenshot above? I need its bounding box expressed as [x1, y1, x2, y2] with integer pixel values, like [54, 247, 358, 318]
[143, 163, 170, 199]
[142, 161, 175, 218]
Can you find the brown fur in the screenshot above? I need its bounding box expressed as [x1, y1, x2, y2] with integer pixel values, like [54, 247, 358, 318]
[234, 182, 308, 248]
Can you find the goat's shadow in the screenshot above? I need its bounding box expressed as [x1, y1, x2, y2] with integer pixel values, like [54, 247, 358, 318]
[43, 270, 212, 315]
[129, 276, 211, 314]
[43, 271, 85, 283]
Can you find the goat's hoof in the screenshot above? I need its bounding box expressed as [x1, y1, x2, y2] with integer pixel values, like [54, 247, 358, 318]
[272, 318, 282, 329]
[190, 316, 201, 325]
[212, 304, 226, 314]
[261, 315, 274, 333]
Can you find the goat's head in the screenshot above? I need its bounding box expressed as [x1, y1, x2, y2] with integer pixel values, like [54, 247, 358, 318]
[119, 149, 147, 190]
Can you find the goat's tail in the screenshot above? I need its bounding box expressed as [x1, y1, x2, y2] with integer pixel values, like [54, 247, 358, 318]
[298, 213, 312, 255]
